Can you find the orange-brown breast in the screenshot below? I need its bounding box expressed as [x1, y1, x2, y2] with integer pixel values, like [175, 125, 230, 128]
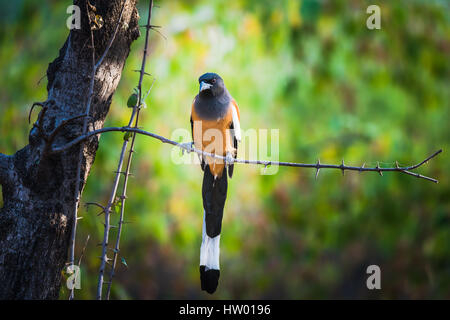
[191, 100, 235, 177]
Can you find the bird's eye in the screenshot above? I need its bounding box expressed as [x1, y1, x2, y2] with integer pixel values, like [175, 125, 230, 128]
[211, 79, 216, 84]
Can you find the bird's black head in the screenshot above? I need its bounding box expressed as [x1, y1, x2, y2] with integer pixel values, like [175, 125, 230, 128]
[198, 73, 225, 97]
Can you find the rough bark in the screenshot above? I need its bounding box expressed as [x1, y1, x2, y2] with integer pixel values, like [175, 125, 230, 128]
[0, 0, 140, 299]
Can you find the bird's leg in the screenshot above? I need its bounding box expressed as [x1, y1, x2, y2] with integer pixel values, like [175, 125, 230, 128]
[180, 141, 194, 154]
[225, 151, 234, 169]
[199, 154, 206, 169]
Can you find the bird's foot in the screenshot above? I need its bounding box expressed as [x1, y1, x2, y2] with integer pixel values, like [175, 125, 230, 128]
[180, 142, 194, 154]
[225, 152, 234, 168]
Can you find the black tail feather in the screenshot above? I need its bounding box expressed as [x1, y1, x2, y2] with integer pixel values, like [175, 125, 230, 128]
[200, 165, 227, 294]
[202, 166, 227, 238]
[200, 266, 220, 294]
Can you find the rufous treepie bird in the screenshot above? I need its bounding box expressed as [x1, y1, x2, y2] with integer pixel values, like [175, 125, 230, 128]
[189, 72, 241, 294]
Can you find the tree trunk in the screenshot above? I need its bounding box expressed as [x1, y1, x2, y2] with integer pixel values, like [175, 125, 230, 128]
[0, 0, 140, 299]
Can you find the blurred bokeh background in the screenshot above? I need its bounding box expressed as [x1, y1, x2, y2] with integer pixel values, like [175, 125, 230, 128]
[0, 0, 449, 299]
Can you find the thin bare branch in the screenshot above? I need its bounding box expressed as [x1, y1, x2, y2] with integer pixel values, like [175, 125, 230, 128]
[105, 106, 147, 299]
[51, 126, 442, 183]
[97, 0, 154, 300]
[105, 0, 156, 299]
[96, 139, 128, 299]
[69, 0, 128, 300]
[85, 202, 107, 211]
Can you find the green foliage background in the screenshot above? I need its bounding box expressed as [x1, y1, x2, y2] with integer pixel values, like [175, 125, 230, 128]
[0, 0, 449, 299]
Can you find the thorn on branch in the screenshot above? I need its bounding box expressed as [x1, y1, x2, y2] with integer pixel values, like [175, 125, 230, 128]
[376, 162, 383, 176]
[315, 159, 320, 180]
[98, 255, 112, 263]
[140, 24, 162, 29]
[114, 170, 133, 178]
[140, 24, 167, 40]
[102, 222, 112, 229]
[28, 101, 46, 124]
[36, 74, 47, 87]
[263, 163, 270, 174]
[114, 171, 133, 177]
[133, 70, 152, 77]
[96, 210, 107, 217]
[85, 202, 106, 211]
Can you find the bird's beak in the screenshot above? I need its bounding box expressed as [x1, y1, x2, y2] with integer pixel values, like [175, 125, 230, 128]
[200, 81, 212, 92]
